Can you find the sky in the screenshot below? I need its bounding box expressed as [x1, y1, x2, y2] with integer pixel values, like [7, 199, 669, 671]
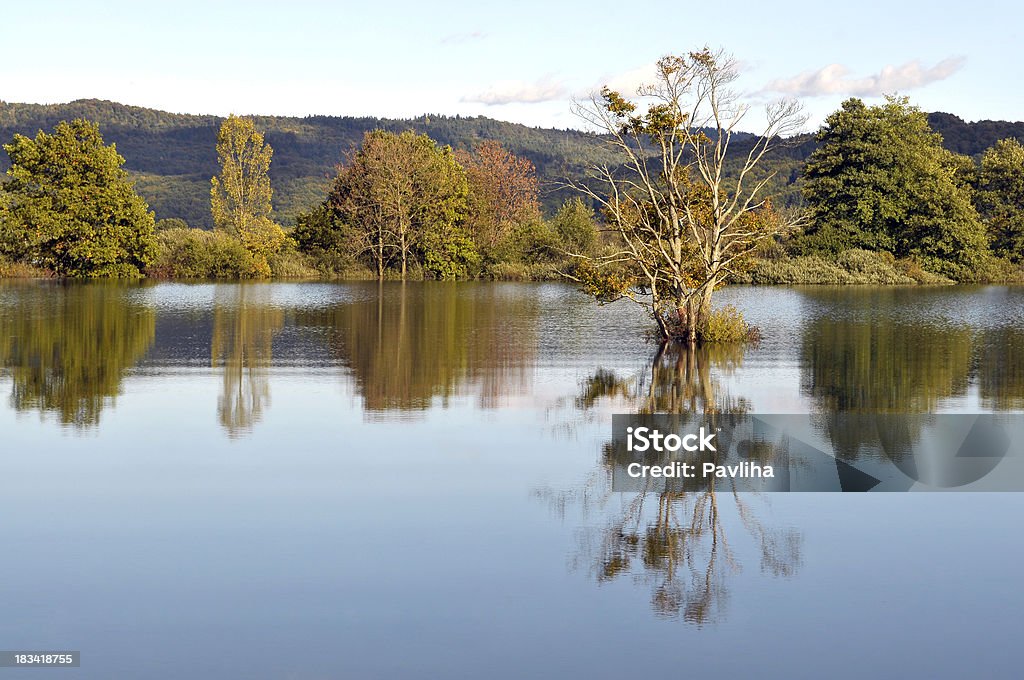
[1, 0, 1019, 133]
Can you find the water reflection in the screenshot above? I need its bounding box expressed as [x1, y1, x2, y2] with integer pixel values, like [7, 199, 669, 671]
[977, 327, 1024, 411]
[3, 282, 1023, 441]
[801, 319, 973, 413]
[210, 286, 285, 437]
[553, 345, 801, 623]
[797, 289, 1024, 461]
[302, 283, 537, 414]
[0, 283, 154, 427]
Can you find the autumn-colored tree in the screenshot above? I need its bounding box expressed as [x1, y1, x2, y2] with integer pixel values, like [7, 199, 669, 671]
[210, 115, 285, 276]
[570, 49, 804, 345]
[327, 130, 473, 279]
[457, 140, 542, 251]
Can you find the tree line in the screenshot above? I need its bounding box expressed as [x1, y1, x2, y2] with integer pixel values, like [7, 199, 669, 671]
[0, 74, 1021, 312]
[2, 98, 1018, 230]
[0, 116, 598, 279]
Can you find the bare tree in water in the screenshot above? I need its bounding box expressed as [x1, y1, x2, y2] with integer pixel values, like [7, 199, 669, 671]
[568, 48, 805, 345]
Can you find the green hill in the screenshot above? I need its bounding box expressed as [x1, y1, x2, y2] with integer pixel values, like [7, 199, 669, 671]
[0, 99, 1020, 229]
[0, 99, 627, 228]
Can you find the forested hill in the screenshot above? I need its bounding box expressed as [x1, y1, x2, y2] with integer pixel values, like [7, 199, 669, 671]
[926, 112, 1024, 156]
[0, 99, 626, 228]
[0, 99, 1019, 228]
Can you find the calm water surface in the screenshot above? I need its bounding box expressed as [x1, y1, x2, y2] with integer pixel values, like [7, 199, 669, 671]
[1, 281, 1023, 679]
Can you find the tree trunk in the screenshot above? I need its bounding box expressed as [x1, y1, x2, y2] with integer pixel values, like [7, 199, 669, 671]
[685, 298, 698, 346]
[400, 228, 407, 279]
[376, 231, 384, 280]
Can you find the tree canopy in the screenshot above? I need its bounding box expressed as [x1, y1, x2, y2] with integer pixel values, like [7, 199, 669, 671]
[801, 97, 987, 277]
[0, 99, 1019, 230]
[975, 138, 1024, 262]
[321, 130, 473, 279]
[457, 140, 542, 251]
[571, 49, 803, 344]
[210, 115, 285, 276]
[0, 119, 155, 277]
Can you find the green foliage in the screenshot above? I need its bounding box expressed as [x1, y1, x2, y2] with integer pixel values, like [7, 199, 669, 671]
[291, 203, 357, 274]
[421, 223, 479, 280]
[975, 138, 1024, 261]
[491, 220, 559, 264]
[0, 119, 156, 277]
[959, 253, 1024, 283]
[155, 217, 189, 231]
[320, 129, 473, 278]
[550, 197, 598, 254]
[800, 97, 987, 278]
[148, 227, 260, 279]
[735, 249, 953, 285]
[697, 305, 757, 344]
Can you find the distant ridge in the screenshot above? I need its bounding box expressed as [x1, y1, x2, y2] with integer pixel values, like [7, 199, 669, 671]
[1, 99, 1020, 228]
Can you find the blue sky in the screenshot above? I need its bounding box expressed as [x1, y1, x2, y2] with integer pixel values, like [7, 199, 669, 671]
[2, 0, 1018, 132]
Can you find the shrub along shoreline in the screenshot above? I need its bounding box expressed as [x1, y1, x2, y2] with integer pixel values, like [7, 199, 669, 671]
[5, 248, 1022, 285]
[732, 249, 1023, 286]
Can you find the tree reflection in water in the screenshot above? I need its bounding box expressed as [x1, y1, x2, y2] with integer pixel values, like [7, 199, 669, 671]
[302, 282, 537, 415]
[977, 326, 1024, 411]
[0, 282, 155, 428]
[211, 285, 284, 437]
[550, 344, 801, 624]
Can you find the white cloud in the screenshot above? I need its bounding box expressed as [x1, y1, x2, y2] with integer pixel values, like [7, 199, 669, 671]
[461, 76, 568, 106]
[600, 62, 659, 95]
[762, 57, 966, 98]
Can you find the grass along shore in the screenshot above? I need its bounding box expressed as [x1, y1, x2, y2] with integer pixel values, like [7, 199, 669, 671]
[5, 247, 1023, 285]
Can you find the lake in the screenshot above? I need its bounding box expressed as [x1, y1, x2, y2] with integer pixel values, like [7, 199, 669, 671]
[1, 280, 1023, 679]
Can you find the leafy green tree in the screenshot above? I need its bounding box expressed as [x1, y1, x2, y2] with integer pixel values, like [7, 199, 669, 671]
[0, 119, 156, 277]
[975, 138, 1024, 261]
[550, 197, 598, 254]
[149, 227, 260, 279]
[292, 203, 357, 274]
[801, 97, 987, 277]
[155, 217, 189, 231]
[210, 115, 285, 276]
